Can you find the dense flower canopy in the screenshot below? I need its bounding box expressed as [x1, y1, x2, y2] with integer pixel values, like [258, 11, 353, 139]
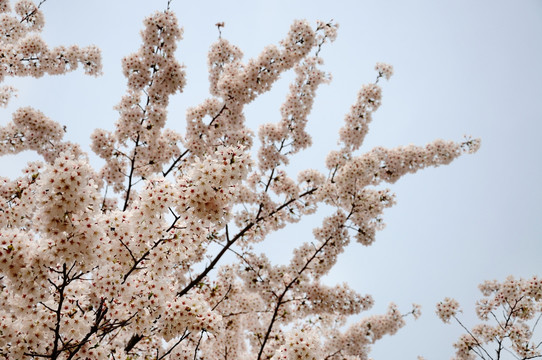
[0, 1, 512, 360]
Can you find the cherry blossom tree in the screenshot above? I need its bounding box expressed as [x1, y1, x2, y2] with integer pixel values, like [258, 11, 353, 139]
[0, 1, 487, 359]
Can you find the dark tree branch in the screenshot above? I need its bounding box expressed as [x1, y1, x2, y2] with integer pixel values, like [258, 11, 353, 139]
[176, 187, 316, 298]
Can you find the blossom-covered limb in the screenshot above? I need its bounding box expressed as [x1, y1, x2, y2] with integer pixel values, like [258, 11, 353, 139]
[437, 276, 542, 360]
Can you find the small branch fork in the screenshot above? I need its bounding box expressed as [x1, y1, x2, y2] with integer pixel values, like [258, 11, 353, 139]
[29, 263, 137, 359]
[176, 187, 317, 298]
[18, 0, 47, 25]
[256, 209, 354, 360]
[162, 102, 228, 177]
[157, 329, 190, 360]
[121, 207, 181, 283]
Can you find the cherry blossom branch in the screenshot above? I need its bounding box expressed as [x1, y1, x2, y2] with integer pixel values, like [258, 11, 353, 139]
[122, 236, 168, 283]
[122, 123, 142, 211]
[19, 0, 47, 25]
[119, 12, 179, 208]
[452, 315, 495, 360]
[122, 210, 181, 283]
[29, 263, 105, 359]
[50, 263, 70, 360]
[211, 284, 232, 311]
[64, 299, 109, 360]
[208, 238, 269, 288]
[162, 103, 228, 177]
[193, 330, 206, 360]
[125, 333, 144, 353]
[256, 213, 352, 360]
[156, 328, 190, 360]
[532, 312, 542, 339]
[324, 349, 343, 360]
[162, 148, 189, 177]
[176, 188, 316, 298]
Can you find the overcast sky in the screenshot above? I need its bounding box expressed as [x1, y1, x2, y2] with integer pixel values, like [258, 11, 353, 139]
[2, 0, 541, 358]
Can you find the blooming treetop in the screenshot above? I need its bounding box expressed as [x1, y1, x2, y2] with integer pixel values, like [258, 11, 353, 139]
[0, 1, 483, 359]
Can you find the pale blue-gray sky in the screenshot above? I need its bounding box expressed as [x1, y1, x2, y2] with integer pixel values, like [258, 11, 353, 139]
[2, 0, 541, 358]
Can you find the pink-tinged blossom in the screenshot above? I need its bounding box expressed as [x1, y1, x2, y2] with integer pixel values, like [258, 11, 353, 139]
[0, 84, 15, 106]
[436, 297, 461, 323]
[375, 62, 394, 80]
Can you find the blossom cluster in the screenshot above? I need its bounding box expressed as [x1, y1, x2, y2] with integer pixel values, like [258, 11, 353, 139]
[0, 1, 482, 359]
[0, 0, 101, 107]
[437, 276, 542, 360]
[436, 297, 461, 323]
[178, 145, 252, 224]
[375, 62, 393, 80]
[91, 9, 186, 196]
[0, 107, 84, 163]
